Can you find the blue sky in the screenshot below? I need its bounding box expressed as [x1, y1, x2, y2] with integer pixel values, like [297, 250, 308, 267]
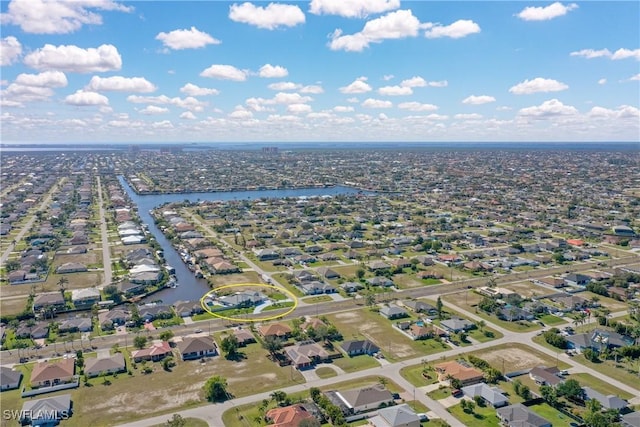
[1, 0, 639, 143]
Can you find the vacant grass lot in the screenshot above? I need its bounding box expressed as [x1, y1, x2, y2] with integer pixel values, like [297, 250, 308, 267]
[0, 295, 29, 316]
[209, 271, 261, 287]
[448, 402, 500, 427]
[473, 343, 570, 373]
[302, 295, 333, 304]
[2, 341, 305, 427]
[151, 417, 208, 427]
[327, 309, 450, 362]
[331, 354, 380, 373]
[529, 402, 574, 427]
[568, 372, 635, 400]
[399, 364, 439, 387]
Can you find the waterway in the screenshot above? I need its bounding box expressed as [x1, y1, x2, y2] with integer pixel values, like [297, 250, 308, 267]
[117, 176, 366, 304]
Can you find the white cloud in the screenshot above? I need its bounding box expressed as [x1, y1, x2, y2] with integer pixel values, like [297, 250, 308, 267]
[64, 90, 109, 106]
[400, 76, 426, 88]
[309, 0, 399, 18]
[598, 78, 607, 85]
[398, 101, 438, 111]
[15, 71, 67, 88]
[346, 97, 359, 103]
[152, 120, 173, 129]
[378, 85, 412, 96]
[229, 2, 305, 30]
[287, 103, 312, 114]
[462, 95, 496, 105]
[156, 27, 220, 50]
[425, 114, 449, 121]
[570, 48, 611, 59]
[361, 98, 392, 108]
[334, 106, 355, 112]
[383, 74, 394, 81]
[268, 82, 300, 91]
[1, 84, 55, 106]
[611, 48, 640, 61]
[180, 83, 219, 96]
[427, 80, 448, 87]
[180, 111, 197, 120]
[424, 19, 481, 39]
[267, 114, 301, 122]
[0, 0, 132, 34]
[340, 77, 372, 93]
[570, 48, 640, 61]
[509, 77, 568, 95]
[300, 85, 324, 94]
[127, 95, 207, 112]
[518, 99, 578, 118]
[272, 92, 312, 104]
[455, 113, 483, 120]
[516, 2, 578, 21]
[85, 76, 156, 93]
[258, 64, 288, 78]
[629, 73, 640, 81]
[1, 36, 22, 66]
[588, 105, 639, 119]
[329, 9, 423, 52]
[139, 105, 169, 115]
[229, 107, 254, 119]
[200, 64, 247, 81]
[24, 44, 122, 73]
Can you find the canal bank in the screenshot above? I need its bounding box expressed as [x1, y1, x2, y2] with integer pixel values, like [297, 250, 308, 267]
[117, 176, 367, 304]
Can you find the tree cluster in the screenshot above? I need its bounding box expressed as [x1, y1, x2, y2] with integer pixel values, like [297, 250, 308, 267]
[543, 328, 568, 349]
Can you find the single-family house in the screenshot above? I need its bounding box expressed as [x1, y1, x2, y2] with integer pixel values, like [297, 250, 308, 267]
[316, 267, 340, 279]
[621, 411, 640, 427]
[300, 281, 336, 295]
[131, 341, 173, 362]
[341, 282, 364, 293]
[368, 261, 391, 271]
[138, 304, 173, 322]
[566, 329, 633, 352]
[259, 323, 292, 339]
[328, 385, 394, 415]
[461, 383, 509, 408]
[341, 340, 380, 357]
[265, 404, 316, 427]
[56, 262, 88, 274]
[434, 361, 484, 386]
[402, 300, 437, 315]
[20, 394, 72, 427]
[116, 280, 147, 296]
[58, 317, 92, 333]
[255, 248, 280, 261]
[440, 318, 475, 334]
[368, 404, 421, 427]
[496, 403, 551, 427]
[284, 341, 330, 369]
[497, 306, 535, 322]
[173, 300, 205, 317]
[408, 324, 446, 341]
[30, 358, 75, 387]
[71, 288, 101, 308]
[177, 336, 217, 361]
[564, 273, 591, 287]
[529, 366, 564, 387]
[367, 277, 394, 287]
[232, 328, 256, 346]
[0, 366, 23, 391]
[380, 305, 409, 320]
[33, 292, 66, 313]
[582, 387, 628, 410]
[98, 309, 131, 330]
[84, 353, 126, 378]
[219, 291, 266, 308]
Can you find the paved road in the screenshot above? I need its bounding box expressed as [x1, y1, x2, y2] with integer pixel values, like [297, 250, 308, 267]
[96, 175, 113, 288]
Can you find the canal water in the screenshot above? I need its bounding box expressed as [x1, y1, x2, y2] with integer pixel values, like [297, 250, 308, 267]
[117, 176, 365, 304]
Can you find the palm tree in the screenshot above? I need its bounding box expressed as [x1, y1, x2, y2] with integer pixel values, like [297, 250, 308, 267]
[57, 277, 69, 299]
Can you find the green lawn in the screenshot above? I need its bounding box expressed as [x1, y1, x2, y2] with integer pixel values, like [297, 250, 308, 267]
[427, 387, 451, 400]
[400, 364, 439, 387]
[529, 402, 574, 427]
[538, 314, 567, 326]
[331, 355, 380, 373]
[302, 295, 333, 304]
[573, 353, 640, 391]
[315, 366, 337, 379]
[448, 402, 501, 427]
[151, 417, 209, 427]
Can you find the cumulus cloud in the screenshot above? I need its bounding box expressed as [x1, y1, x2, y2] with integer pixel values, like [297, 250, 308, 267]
[200, 64, 247, 81]
[24, 44, 122, 73]
[309, 0, 400, 18]
[509, 78, 568, 95]
[462, 95, 496, 105]
[0, 0, 132, 34]
[180, 111, 197, 120]
[301, 85, 324, 94]
[229, 2, 305, 30]
[127, 95, 207, 112]
[258, 64, 288, 78]
[588, 105, 640, 119]
[427, 80, 448, 87]
[85, 76, 156, 93]
[15, 71, 67, 88]
[1, 83, 55, 105]
[400, 76, 426, 88]
[64, 90, 109, 106]
[1, 36, 22, 66]
[361, 98, 393, 108]
[139, 105, 169, 115]
[570, 48, 640, 61]
[268, 82, 300, 91]
[287, 103, 312, 114]
[455, 113, 483, 120]
[378, 85, 412, 96]
[518, 99, 578, 118]
[229, 107, 254, 119]
[334, 106, 355, 112]
[339, 77, 372, 93]
[598, 78, 607, 85]
[329, 9, 423, 52]
[156, 27, 220, 50]
[516, 2, 578, 21]
[629, 73, 640, 81]
[180, 83, 219, 96]
[397, 101, 438, 111]
[424, 20, 481, 39]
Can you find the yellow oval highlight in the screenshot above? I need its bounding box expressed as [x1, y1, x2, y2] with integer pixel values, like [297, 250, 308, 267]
[199, 283, 298, 323]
